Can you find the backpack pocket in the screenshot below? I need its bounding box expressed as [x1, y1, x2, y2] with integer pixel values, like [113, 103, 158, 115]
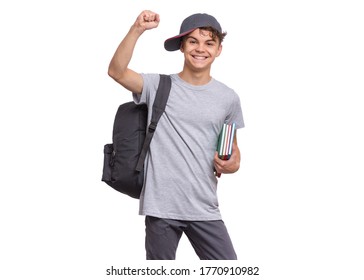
[102, 143, 114, 184]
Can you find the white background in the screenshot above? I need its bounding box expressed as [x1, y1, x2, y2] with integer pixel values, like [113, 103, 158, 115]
[1, 0, 363, 279]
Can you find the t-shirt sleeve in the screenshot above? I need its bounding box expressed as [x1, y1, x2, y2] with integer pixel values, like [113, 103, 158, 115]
[132, 73, 160, 106]
[226, 92, 245, 129]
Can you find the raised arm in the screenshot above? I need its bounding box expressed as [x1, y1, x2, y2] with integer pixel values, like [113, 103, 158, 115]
[108, 10, 160, 94]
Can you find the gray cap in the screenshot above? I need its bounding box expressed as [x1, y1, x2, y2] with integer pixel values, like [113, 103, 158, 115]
[164, 13, 222, 51]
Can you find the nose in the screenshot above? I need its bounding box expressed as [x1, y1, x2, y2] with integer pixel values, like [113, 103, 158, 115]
[195, 43, 205, 52]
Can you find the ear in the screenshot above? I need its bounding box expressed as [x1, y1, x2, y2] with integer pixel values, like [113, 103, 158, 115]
[215, 44, 223, 57]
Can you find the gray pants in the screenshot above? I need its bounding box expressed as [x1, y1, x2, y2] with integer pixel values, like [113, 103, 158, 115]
[145, 216, 237, 260]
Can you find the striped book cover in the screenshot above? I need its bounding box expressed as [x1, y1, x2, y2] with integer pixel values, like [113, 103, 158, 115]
[217, 123, 236, 160]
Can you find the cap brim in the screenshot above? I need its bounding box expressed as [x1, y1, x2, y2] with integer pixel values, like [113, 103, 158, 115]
[164, 29, 196, 51]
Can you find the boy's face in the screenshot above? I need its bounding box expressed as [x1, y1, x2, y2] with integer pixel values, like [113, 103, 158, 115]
[180, 28, 222, 72]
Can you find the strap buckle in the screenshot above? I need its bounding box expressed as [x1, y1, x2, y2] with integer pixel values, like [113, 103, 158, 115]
[148, 123, 157, 133]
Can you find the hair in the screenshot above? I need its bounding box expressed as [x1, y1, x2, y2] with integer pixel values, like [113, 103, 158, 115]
[181, 27, 227, 46]
[200, 26, 227, 44]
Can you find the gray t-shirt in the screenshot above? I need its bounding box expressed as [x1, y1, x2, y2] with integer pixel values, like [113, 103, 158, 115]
[133, 73, 244, 221]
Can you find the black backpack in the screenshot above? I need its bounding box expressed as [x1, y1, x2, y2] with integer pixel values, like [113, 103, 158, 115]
[102, 74, 172, 198]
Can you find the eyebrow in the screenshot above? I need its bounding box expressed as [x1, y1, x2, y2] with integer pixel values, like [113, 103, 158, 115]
[185, 35, 217, 43]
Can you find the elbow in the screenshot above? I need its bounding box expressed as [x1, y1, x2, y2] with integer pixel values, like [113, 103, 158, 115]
[108, 67, 130, 88]
[107, 59, 127, 81]
[106, 65, 141, 93]
[107, 67, 113, 79]
[107, 65, 120, 81]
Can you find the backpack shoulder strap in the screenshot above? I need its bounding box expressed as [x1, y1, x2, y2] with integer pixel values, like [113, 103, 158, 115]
[135, 74, 172, 171]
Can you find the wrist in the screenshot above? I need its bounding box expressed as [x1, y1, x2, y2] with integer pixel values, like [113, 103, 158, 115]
[129, 24, 145, 37]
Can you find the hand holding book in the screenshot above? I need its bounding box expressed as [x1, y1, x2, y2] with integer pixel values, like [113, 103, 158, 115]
[214, 123, 239, 177]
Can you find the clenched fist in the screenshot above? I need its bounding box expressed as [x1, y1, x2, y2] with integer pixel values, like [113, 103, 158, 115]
[133, 10, 160, 32]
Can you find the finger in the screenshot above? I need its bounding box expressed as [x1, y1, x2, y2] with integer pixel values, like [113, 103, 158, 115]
[214, 159, 224, 173]
[214, 151, 219, 161]
[143, 12, 159, 22]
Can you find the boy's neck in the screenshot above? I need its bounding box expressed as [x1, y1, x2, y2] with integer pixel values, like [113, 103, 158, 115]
[178, 70, 212, 86]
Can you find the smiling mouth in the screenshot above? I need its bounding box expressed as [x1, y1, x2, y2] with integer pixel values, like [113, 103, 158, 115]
[192, 55, 207, 60]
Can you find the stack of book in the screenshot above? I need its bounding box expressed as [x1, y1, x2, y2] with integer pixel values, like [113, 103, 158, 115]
[217, 123, 236, 160]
